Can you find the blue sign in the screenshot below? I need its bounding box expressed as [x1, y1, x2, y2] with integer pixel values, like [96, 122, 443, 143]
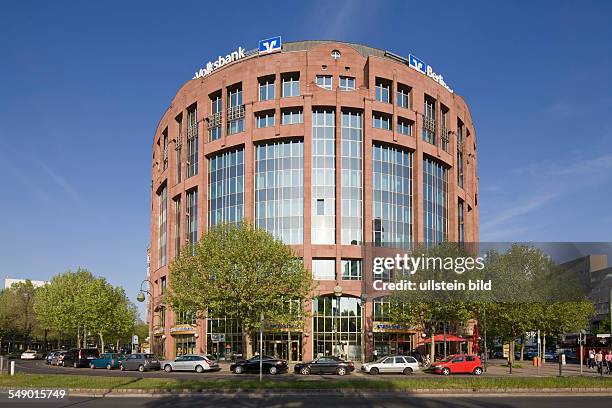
[408, 54, 426, 74]
[259, 36, 282, 55]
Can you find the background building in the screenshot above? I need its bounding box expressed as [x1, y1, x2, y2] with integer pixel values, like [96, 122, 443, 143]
[149, 39, 479, 361]
[4, 277, 48, 289]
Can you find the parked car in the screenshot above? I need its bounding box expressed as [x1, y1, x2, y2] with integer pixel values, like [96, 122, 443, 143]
[433, 354, 483, 376]
[119, 354, 161, 372]
[45, 350, 64, 365]
[89, 353, 125, 370]
[51, 351, 66, 366]
[361, 355, 419, 375]
[162, 354, 219, 373]
[294, 356, 355, 376]
[230, 355, 288, 375]
[544, 350, 556, 360]
[21, 350, 42, 360]
[62, 348, 100, 368]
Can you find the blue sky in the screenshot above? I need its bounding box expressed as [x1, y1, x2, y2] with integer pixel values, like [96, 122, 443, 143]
[1, 0, 611, 317]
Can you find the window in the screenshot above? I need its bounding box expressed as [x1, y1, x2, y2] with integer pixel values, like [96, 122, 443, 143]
[159, 306, 166, 327]
[373, 112, 391, 130]
[175, 116, 182, 183]
[160, 276, 166, 294]
[312, 109, 336, 244]
[339, 76, 355, 91]
[316, 75, 333, 90]
[208, 148, 244, 226]
[341, 110, 362, 245]
[457, 119, 464, 189]
[341, 259, 362, 280]
[255, 140, 304, 244]
[185, 189, 198, 245]
[256, 111, 275, 128]
[227, 84, 244, 135]
[423, 158, 448, 244]
[258, 76, 275, 101]
[209, 93, 222, 141]
[173, 196, 181, 257]
[397, 84, 411, 109]
[423, 96, 436, 145]
[186, 106, 198, 177]
[312, 259, 335, 280]
[282, 73, 300, 97]
[458, 199, 465, 244]
[281, 108, 303, 124]
[162, 129, 168, 171]
[440, 105, 450, 152]
[312, 296, 362, 360]
[375, 78, 391, 103]
[331, 49, 341, 60]
[372, 145, 413, 248]
[158, 185, 167, 268]
[176, 309, 196, 325]
[397, 117, 412, 136]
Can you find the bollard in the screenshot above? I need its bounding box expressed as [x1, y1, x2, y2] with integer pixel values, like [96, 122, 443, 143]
[10, 361, 15, 376]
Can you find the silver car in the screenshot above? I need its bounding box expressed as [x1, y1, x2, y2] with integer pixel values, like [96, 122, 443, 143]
[361, 355, 419, 375]
[162, 354, 219, 373]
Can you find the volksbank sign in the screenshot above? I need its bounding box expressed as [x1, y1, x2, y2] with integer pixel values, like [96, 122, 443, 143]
[193, 36, 282, 79]
[408, 53, 454, 94]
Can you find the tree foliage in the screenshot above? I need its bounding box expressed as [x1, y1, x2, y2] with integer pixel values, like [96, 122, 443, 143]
[167, 221, 313, 357]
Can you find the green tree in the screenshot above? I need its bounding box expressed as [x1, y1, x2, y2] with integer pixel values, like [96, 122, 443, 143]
[0, 281, 39, 347]
[167, 221, 313, 357]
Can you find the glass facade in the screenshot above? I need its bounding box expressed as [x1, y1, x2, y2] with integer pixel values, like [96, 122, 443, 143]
[312, 296, 362, 361]
[423, 158, 449, 244]
[208, 148, 244, 227]
[372, 144, 413, 248]
[255, 140, 304, 244]
[186, 106, 198, 177]
[341, 111, 362, 245]
[311, 109, 336, 244]
[312, 259, 335, 280]
[158, 185, 167, 268]
[185, 189, 198, 244]
[207, 316, 243, 360]
[174, 335, 196, 356]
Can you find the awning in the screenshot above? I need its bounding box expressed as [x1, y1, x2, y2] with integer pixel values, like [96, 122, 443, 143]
[418, 334, 467, 344]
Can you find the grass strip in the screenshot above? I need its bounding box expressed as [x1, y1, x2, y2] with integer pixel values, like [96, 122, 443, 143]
[1, 374, 612, 391]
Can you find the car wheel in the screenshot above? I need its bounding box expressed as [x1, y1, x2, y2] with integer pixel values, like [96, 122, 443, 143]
[473, 367, 483, 376]
[61, 361, 65, 367]
[120, 364, 125, 371]
[403, 367, 413, 375]
[369, 367, 379, 375]
[300, 367, 311, 375]
[138, 365, 145, 372]
[164, 365, 172, 373]
[195, 365, 204, 373]
[90, 363, 95, 369]
[337, 367, 347, 376]
[442, 367, 451, 376]
[73, 362, 78, 368]
[269, 366, 278, 375]
[106, 364, 112, 370]
[234, 366, 244, 374]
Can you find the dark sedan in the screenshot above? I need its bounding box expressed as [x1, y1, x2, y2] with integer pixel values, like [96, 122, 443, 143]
[230, 355, 288, 375]
[119, 353, 161, 372]
[294, 356, 355, 376]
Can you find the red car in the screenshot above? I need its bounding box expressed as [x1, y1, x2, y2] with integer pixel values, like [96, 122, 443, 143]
[433, 354, 483, 376]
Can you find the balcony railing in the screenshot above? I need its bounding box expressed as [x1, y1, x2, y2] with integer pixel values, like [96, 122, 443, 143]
[227, 105, 245, 121]
[423, 115, 436, 144]
[441, 127, 450, 152]
[207, 112, 222, 129]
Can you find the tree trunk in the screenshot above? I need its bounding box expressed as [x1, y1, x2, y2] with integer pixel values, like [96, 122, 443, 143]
[244, 331, 253, 358]
[542, 333, 546, 365]
[99, 333, 104, 354]
[519, 335, 525, 361]
[430, 330, 435, 363]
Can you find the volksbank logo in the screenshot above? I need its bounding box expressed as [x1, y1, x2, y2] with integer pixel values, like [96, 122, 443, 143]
[259, 36, 282, 55]
[408, 53, 454, 94]
[193, 46, 246, 79]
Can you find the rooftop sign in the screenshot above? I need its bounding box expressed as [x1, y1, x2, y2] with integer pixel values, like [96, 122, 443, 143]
[193, 36, 283, 80]
[408, 53, 454, 94]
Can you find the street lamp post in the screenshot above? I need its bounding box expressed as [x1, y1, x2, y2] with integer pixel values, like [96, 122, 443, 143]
[334, 285, 342, 358]
[137, 279, 153, 355]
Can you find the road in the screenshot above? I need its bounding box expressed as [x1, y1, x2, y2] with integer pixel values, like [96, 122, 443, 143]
[1, 394, 611, 408]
